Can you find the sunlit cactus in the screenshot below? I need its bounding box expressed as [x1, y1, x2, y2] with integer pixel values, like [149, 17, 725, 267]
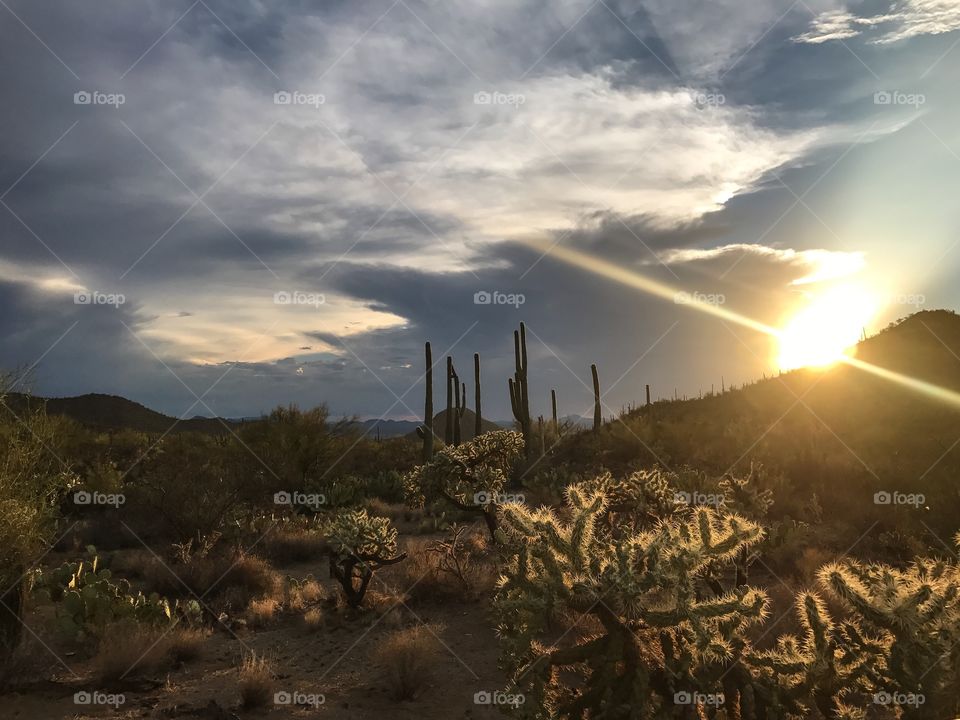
[404, 430, 524, 539]
[746, 591, 879, 719]
[493, 480, 769, 719]
[321, 509, 406, 607]
[817, 554, 960, 716]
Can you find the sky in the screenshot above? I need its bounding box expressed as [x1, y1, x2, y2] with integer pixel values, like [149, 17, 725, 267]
[1, 0, 959, 421]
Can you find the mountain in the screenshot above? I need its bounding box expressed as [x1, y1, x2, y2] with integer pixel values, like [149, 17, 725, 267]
[1, 393, 239, 434]
[405, 408, 504, 441]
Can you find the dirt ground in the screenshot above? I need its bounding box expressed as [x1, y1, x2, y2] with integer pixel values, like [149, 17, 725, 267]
[1, 548, 511, 720]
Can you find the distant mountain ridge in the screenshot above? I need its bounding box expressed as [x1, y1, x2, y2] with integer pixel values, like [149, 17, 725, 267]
[1, 393, 240, 434]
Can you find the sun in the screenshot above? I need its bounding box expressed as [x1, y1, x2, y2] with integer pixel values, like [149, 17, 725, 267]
[777, 284, 877, 371]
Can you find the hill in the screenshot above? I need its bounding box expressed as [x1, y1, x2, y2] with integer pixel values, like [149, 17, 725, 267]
[552, 310, 960, 543]
[404, 408, 504, 441]
[1, 392, 239, 434]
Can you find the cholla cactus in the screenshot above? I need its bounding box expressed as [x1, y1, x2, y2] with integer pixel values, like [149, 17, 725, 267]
[321, 509, 406, 607]
[719, 466, 774, 587]
[494, 481, 769, 719]
[746, 592, 880, 719]
[584, 468, 679, 531]
[404, 430, 524, 539]
[818, 555, 960, 717]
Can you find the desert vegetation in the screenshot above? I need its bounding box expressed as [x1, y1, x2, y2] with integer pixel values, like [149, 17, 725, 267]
[1, 312, 960, 718]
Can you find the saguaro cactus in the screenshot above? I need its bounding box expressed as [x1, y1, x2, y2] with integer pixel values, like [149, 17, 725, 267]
[453, 377, 465, 446]
[474, 353, 482, 438]
[508, 323, 532, 453]
[418, 342, 434, 462]
[550, 389, 558, 432]
[591, 363, 601, 431]
[445, 356, 454, 444]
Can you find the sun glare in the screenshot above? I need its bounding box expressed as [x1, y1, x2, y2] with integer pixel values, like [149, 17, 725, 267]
[777, 285, 877, 371]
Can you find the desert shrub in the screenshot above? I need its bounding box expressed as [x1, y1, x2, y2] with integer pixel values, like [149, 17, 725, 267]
[92, 619, 173, 682]
[372, 624, 443, 700]
[303, 607, 325, 632]
[246, 597, 278, 627]
[322, 509, 406, 607]
[260, 524, 327, 565]
[167, 626, 207, 663]
[129, 433, 255, 541]
[238, 653, 274, 708]
[141, 551, 279, 609]
[0, 399, 76, 659]
[404, 430, 524, 539]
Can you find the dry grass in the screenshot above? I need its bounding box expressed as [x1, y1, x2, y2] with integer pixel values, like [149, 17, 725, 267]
[260, 527, 328, 565]
[143, 552, 279, 608]
[246, 597, 279, 627]
[283, 577, 325, 613]
[167, 626, 207, 663]
[303, 608, 325, 632]
[92, 620, 172, 682]
[384, 529, 497, 602]
[238, 653, 274, 709]
[372, 624, 443, 700]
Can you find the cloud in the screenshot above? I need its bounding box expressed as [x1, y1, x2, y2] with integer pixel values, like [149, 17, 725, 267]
[660, 244, 866, 285]
[796, 1, 960, 44]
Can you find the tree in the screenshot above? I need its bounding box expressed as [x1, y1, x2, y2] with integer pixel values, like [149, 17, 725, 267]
[0, 397, 75, 660]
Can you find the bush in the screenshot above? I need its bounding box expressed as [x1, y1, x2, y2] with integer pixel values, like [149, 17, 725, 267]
[238, 653, 274, 708]
[323, 509, 406, 607]
[92, 619, 172, 682]
[373, 624, 443, 700]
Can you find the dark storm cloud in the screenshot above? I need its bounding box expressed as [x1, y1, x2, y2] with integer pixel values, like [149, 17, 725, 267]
[2, 0, 957, 417]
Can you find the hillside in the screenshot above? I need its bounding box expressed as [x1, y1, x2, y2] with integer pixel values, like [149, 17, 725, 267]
[555, 310, 960, 542]
[1, 392, 239, 434]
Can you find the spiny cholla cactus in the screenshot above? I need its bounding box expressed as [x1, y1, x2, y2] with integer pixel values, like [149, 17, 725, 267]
[321, 509, 406, 607]
[404, 430, 524, 539]
[818, 554, 960, 717]
[494, 481, 768, 719]
[746, 591, 879, 719]
[719, 466, 774, 587]
[583, 468, 679, 530]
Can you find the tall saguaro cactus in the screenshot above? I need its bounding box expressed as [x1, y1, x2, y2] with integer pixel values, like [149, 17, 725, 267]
[474, 353, 482, 438]
[551, 389, 558, 431]
[508, 322, 532, 453]
[419, 342, 434, 462]
[453, 377, 465, 446]
[591, 363, 601, 431]
[445, 356, 454, 444]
